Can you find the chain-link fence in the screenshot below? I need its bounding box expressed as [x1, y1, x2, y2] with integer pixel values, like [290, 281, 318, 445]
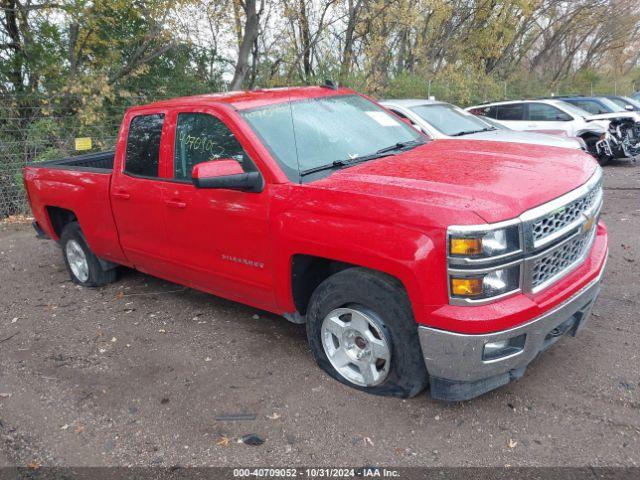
[0, 93, 149, 219]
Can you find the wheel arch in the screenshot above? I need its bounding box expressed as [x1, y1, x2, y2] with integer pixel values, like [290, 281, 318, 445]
[288, 254, 418, 319]
[45, 206, 78, 240]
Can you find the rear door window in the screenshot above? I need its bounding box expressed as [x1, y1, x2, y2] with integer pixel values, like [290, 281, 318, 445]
[469, 106, 498, 118]
[496, 104, 525, 121]
[125, 114, 165, 177]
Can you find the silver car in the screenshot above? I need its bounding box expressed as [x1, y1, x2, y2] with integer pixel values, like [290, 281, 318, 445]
[381, 99, 585, 151]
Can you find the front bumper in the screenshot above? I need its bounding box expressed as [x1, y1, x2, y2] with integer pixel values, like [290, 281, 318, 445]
[418, 262, 605, 402]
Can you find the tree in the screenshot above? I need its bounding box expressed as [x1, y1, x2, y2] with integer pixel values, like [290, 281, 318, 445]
[230, 0, 263, 90]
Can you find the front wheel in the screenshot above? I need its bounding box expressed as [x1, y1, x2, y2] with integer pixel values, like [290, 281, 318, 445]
[583, 135, 610, 166]
[60, 222, 117, 287]
[306, 268, 428, 398]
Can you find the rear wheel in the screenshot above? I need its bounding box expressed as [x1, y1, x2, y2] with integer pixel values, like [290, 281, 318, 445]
[306, 268, 428, 398]
[60, 222, 117, 287]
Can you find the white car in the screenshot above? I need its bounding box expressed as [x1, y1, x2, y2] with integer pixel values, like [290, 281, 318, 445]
[464, 99, 611, 142]
[465, 98, 640, 164]
[380, 99, 585, 150]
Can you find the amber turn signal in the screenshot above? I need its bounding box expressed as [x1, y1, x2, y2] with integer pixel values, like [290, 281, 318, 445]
[451, 277, 483, 296]
[450, 237, 482, 255]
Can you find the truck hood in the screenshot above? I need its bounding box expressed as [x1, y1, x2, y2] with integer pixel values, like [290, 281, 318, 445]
[312, 139, 598, 224]
[464, 130, 581, 149]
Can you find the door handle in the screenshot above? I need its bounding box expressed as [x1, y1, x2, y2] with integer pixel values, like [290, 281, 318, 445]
[113, 190, 130, 200]
[165, 199, 187, 209]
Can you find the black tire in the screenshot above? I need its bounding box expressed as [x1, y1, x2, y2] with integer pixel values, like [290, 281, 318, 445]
[583, 135, 609, 166]
[60, 222, 117, 287]
[306, 267, 428, 398]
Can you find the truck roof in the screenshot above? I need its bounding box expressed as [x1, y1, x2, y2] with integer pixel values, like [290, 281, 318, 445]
[134, 86, 355, 112]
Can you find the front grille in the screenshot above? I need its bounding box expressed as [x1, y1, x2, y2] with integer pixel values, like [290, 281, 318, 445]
[446, 170, 603, 305]
[530, 229, 595, 290]
[531, 179, 602, 245]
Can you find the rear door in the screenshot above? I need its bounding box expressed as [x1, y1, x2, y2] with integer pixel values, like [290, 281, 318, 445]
[160, 108, 275, 310]
[494, 103, 526, 130]
[111, 111, 173, 275]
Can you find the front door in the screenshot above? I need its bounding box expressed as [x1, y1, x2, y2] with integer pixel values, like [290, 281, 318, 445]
[524, 102, 573, 135]
[161, 110, 275, 310]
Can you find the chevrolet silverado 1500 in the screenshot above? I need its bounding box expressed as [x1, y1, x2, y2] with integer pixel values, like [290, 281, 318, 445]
[23, 87, 608, 401]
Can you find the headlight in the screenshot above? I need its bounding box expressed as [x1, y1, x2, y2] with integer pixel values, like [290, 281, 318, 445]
[448, 224, 521, 259]
[450, 264, 520, 301]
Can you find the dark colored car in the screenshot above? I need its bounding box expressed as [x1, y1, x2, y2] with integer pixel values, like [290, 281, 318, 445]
[603, 95, 640, 112]
[556, 96, 627, 115]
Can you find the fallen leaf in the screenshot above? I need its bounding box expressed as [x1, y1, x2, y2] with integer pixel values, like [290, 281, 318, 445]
[75, 424, 85, 434]
[27, 462, 40, 470]
[507, 439, 517, 449]
[266, 412, 281, 420]
[115, 291, 124, 299]
[216, 436, 230, 447]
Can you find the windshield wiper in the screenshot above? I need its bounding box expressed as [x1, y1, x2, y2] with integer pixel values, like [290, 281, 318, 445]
[450, 127, 496, 136]
[374, 139, 426, 154]
[300, 159, 353, 176]
[300, 139, 426, 177]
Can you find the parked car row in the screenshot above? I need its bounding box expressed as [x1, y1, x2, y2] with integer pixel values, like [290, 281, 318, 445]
[465, 96, 640, 165]
[381, 99, 587, 151]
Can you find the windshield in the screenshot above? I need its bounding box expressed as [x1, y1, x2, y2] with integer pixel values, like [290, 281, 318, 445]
[410, 103, 493, 136]
[609, 96, 640, 110]
[555, 101, 591, 118]
[240, 94, 421, 180]
[597, 97, 626, 112]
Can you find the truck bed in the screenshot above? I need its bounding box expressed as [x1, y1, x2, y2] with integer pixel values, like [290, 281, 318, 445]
[23, 149, 127, 265]
[29, 150, 115, 172]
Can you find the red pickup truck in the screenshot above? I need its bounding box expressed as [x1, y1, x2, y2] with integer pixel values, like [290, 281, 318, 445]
[23, 87, 608, 401]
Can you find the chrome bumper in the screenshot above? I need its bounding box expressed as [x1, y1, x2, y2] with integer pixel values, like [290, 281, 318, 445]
[418, 265, 605, 401]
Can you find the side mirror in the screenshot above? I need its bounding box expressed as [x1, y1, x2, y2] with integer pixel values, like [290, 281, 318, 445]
[192, 159, 263, 193]
[625, 104, 634, 111]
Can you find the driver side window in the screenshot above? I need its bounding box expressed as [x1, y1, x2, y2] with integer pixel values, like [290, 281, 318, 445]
[174, 113, 254, 180]
[527, 103, 572, 121]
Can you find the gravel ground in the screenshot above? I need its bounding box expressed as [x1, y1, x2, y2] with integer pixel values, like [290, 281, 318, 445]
[0, 160, 639, 468]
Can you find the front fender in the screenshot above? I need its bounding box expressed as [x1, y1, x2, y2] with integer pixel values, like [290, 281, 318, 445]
[272, 209, 445, 323]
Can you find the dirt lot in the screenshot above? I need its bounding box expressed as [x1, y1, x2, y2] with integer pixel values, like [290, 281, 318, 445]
[0, 161, 639, 468]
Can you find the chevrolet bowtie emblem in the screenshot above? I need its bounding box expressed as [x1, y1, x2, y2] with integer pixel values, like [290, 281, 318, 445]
[582, 212, 596, 233]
